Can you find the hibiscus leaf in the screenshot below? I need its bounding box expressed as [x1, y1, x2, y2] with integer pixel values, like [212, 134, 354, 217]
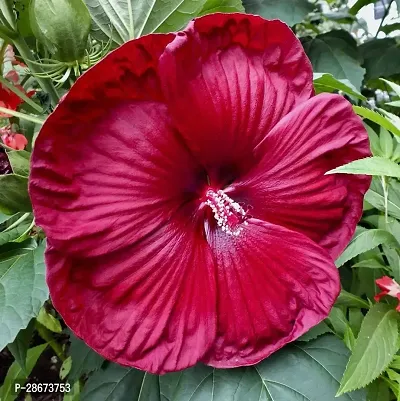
[6, 150, 30, 177]
[0, 174, 31, 215]
[242, 0, 315, 26]
[337, 304, 399, 395]
[68, 333, 105, 383]
[313, 73, 366, 100]
[199, 0, 244, 15]
[326, 157, 400, 178]
[81, 335, 365, 401]
[353, 107, 400, 137]
[335, 229, 399, 267]
[0, 240, 48, 350]
[302, 31, 365, 90]
[84, 0, 208, 44]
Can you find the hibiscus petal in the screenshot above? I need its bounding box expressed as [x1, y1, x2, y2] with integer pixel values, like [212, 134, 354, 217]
[228, 94, 371, 260]
[46, 219, 217, 374]
[159, 13, 313, 185]
[202, 218, 339, 368]
[30, 34, 207, 257]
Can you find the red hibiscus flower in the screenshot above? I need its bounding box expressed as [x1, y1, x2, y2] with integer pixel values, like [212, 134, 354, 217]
[1, 126, 28, 150]
[375, 276, 400, 311]
[29, 13, 371, 374]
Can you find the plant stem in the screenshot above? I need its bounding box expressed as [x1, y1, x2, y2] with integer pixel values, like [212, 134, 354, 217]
[0, 106, 45, 124]
[12, 37, 59, 107]
[376, 0, 394, 38]
[381, 175, 389, 225]
[0, 75, 43, 113]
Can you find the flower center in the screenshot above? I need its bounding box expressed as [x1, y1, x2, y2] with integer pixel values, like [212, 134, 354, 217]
[205, 189, 248, 236]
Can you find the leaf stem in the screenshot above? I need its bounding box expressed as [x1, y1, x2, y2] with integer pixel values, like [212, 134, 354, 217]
[376, 0, 394, 38]
[0, 75, 43, 113]
[0, 106, 45, 124]
[12, 37, 60, 107]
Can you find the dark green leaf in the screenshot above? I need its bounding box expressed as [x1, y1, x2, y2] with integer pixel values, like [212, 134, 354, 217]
[68, 333, 105, 382]
[6, 150, 30, 177]
[338, 304, 399, 395]
[313, 73, 366, 100]
[243, 0, 314, 26]
[297, 321, 333, 342]
[367, 379, 390, 401]
[0, 213, 33, 246]
[349, 0, 376, 15]
[0, 174, 31, 214]
[327, 307, 350, 337]
[336, 289, 370, 309]
[302, 31, 365, 89]
[82, 336, 365, 401]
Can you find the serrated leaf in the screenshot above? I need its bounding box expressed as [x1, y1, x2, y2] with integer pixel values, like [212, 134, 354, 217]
[6, 150, 30, 177]
[337, 303, 399, 395]
[336, 289, 370, 309]
[243, 0, 314, 26]
[0, 241, 48, 350]
[0, 174, 31, 215]
[302, 31, 365, 89]
[68, 333, 105, 382]
[297, 321, 333, 342]
[84, 0, 207, 44]
[353, 106, 400, 137]
[313, 73, 366, 100]
[82, 335, 365, 401]
[0, 343, 47, 401]
[327, 156, 400, 178]
[336, 229, 398, 267]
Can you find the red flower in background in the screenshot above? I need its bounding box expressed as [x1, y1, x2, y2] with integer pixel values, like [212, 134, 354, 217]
[375, 276, 400, 311]
[29, 13, 371, 374]
[1, 126, 28, 150]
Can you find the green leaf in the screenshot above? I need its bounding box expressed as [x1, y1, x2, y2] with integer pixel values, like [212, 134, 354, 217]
[344, 326, 356, 351]
[68, 333, 105, 382]
[199, 0, 244, 15]
[0, 174, 31, 214]
[82, 335, 365, 401]
[349, 0, 375, 15]
[0, 343, 47, 401]
[60, 356, 72, 380]
[367, 379, 391, 401]
[382, 78, 400, 98]
[327, 307, 350, 338]
[7, 319, 35, 374]
[326, 157, 400, 178]
[84, 0, 206, 44]
[337, 303, 399, 395]
[380, 128, 394, 159]
[352, 259, 387, 269]
[349, 308, 364, 337]
[36, 307, 62, 333]
[0, 213, 33, 246]
[242, 0, 314, 26]
[336, 289, 370, 309]
[313, 73, 366, 100]
[0, 241, 49, 350]
[6, 150, 30, 177]
[302, 31, 365, 89]
[360, 38, 400, 81]
[353, 106, 400, 137]
[336, 229, 398, 267]
[297, 321, 333, 342]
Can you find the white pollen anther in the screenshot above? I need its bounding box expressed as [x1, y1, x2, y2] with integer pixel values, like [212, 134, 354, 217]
[205, 190, 247, 236]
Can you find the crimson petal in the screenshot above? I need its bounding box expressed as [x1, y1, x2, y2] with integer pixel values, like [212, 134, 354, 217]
[159, 13, 313, 185]
[202, 218, 339, 368]
[228, 94, 371, 259]
[46, 219, 217, 374]
[30, 35, 206, 257]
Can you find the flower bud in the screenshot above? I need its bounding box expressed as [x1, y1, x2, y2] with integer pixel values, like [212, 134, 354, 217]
[29, 0, 91, 62]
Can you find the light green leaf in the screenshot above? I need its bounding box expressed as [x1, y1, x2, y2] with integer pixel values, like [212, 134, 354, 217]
[380, 128, 394, 159]
[302, 31, 365, 89]
[82, 335, 365, 401]
[84, 0, 207, 44]
[336, 229, 398, 267]
[0, 241, 48, 350]
[0, 343, 47, 401]
[6, 150, 30, 177]
[382, 79, 400, 98]
[199, 0, 244, 15]
[388, 101, 400, 108]
[327, 307, 350, 338]
[243, 0, 314, 26]
[297, 321, 333, 342]
[313, 73, 366, 100]
[336, 289, 370, 309]
[60, 356, 72, 380]
[352, 259, 387, 269]
[0, 174, 31, 215]
[344, 326, 356, 351]
[353, 106, 400, 137]
[326, 157, 400, 178]
[338, 303, 399, 395]
[36, 307, 62, 333]
[349, 308, 364, 337]
[68, 333, 105, 383]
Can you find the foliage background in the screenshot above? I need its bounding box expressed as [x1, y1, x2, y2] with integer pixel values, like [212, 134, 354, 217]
[1, 0, 400, 400]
